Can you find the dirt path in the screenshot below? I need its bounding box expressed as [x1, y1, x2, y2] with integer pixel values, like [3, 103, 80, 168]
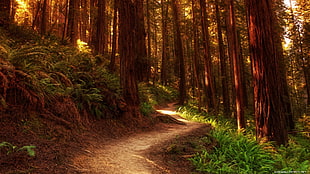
[71, 103, 209, 174]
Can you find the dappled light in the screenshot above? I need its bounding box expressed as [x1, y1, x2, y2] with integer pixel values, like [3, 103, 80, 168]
[0, 0, 309, 173]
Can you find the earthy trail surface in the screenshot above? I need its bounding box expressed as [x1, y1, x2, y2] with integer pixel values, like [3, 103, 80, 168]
[71, 103, 210, 174]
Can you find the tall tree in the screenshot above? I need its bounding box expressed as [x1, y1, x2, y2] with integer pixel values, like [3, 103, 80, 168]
[109, 0, 118, 73]
[67, 0, 80, 45]
[95, 0, 106, 55]
[192, 0, 202, 111]
[161, 0, 169, 85]
[245, 0, 288, 145]
[0, 0, 11, 27]
[199, 0, 216, 112]
[215, 0, 230, 117]
[41, 0, 49, 35]
[304, 23, 310, 106]
[225, 0, 246, 129]
[171, 0, 186, 105]
[118, 0, 141, 119]
[135, 0, 148, 82]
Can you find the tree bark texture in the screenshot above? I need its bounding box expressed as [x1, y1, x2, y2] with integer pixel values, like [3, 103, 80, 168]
[134, 0, 148, 82]
[172, 0, 186, 105]
[67, 0, 80, 45]
[161, 0, 169, 85]
[95, 0, 106, 55]
[0, 0, 11, 27]
[109, 0, 118, 73]
[226, 0, 246, 130]
[199, 0, 216, 112]
[215, 0, 230, 117]
[118, 0, 141, 119]
[246, 0, 288, 145]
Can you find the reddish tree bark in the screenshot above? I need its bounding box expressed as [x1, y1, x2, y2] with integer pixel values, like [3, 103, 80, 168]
[0, 0, 11, 27]
[67, 0, 80, 45]
[245, 0, 288, 145]
[94, 0, 106, 55]
[161, 0, 169, 85]
[172, 0, 186, 105]
[118, 0, 141, 119]
[215, 0, 230, 117]
[199, 0, 216, 112]
[226, 0, 246, 130]
[109, 0, 118, 73]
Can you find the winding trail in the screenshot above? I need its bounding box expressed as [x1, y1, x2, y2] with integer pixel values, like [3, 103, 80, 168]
[71, 103, 209, 174]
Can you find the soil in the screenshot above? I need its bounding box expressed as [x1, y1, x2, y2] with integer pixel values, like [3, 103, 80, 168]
[0, 103, 212, 174]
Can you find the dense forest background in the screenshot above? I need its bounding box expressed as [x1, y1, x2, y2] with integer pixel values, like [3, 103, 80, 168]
[0, 0, 310, 173]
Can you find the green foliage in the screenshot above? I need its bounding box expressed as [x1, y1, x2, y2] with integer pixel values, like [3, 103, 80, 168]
[0, 27, 122, 119]
[138, 83, 178, 116]
[179, 104, 310, 173]
[140, 102, 155, 116]
[0, 142, 36, 157]
[190, 129, 275, 173]
[273, 139, 310, 171]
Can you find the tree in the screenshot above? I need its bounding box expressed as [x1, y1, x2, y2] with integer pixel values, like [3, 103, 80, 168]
[94, 0, 106, 55]
[134, 0, 148, 82]
[161, 0, 169, 85]
[40, 0, 49, 35]
[225, 0, 246, 130]
[199, 0, 216, 112]
[215, 0, 230, 117]
[67, 0, 80, 45]
[0, 0, 11, 27]
[118, 0, 141, 119]
[245, 0, 288, 145]
[304, 23, 310, 106]
[171, 0, 186, 105]
[109, 0, 118, 73]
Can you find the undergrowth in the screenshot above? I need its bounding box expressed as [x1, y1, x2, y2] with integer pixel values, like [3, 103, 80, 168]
[139, 82, 178, 116]
[0, 26, 122, 119]
[177, 105, 310, 173]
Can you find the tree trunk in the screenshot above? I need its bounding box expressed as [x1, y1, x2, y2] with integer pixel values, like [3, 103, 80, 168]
[109, 0, 118, 73]
[192, 0, 202, 112]
[245, 0, 288, 145]
[0, 0, 11, 27]
[135, 0, 148, 82]
[41, 0, 48, 35]
[215, 0, 230, 117]
[118, 0, 141, 119]
[302, 23, 310, 107]
[161, 0, 169, 85]
[67, 0, 80, 45]
[226, 0, 246, 130]
[199, 0, 216, 112]
[95, 0, 106, 55]
[171, 0, 186, 105]
[80, 0, 89, 42]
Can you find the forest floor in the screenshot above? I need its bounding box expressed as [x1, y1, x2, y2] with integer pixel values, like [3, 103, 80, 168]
[0, 103, 211, 174]
[70, 103, 211, 174]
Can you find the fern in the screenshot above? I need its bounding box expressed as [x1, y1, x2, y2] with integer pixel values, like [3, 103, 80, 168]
[0, 142, 36, 157]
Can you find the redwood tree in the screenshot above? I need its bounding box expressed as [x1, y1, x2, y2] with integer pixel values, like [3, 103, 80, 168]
[95, 0, 106, 55]
[171, 0, 186, 105]
[118, 0, 141, 119]
[199, 0, 216, 112]
[0, 0, 11, 27]
[245, 0, 288, 145]
[67, 0, 80, 45]
[226, 0, 246, 130]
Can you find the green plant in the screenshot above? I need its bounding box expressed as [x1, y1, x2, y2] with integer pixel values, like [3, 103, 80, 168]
[0, 142, 36, 157]
[190, 129, 275, 173]
[140, 102, 155, 116]
[273, 141, 310, 171]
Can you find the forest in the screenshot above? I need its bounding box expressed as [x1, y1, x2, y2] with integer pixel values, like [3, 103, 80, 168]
[0, 0, 309, 173]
